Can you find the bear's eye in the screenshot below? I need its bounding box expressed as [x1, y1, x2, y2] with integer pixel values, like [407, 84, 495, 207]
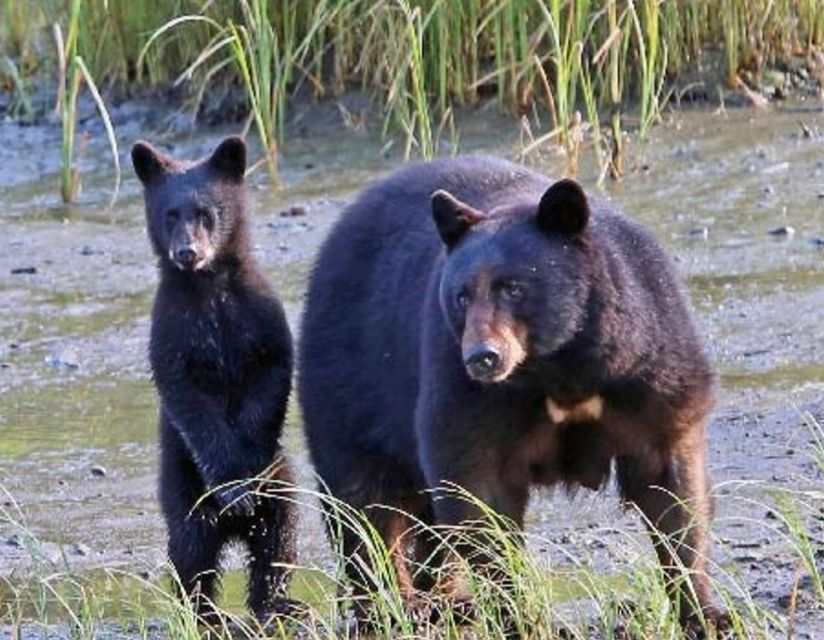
[165, 209, 180, 231]
[501, 281, 524, 300]
[195, 206, 215, 231]
[456, 289, 471, 310]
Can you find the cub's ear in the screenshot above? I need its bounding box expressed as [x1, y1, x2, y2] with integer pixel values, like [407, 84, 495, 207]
[537, 179, 590, 235]
[208, 135, 246, 182]
[131, 141, 171, 185]
[431, 190, 485, 249]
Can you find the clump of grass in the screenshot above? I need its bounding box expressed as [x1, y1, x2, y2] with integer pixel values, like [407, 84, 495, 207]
[53, 0, 120, 205]
[7, 1, 824, 192]
[3, 466, 822, 640]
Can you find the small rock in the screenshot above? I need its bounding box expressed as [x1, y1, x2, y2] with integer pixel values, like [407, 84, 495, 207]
[69, 542, 91, 556]
[279, 204, 309, 217]
[45, 345, 80, 370]
[278, 243, 288, 252]
[688, 226, 709, 239]
[90, 464, 107, 478]
[778, 589, 819, 611]
[810, 237, 824, 248]
[732, 540, 763, 549]
[11, 267, 37, 275]
[734, 552, 762, 563]
[762, 184, 775, 195]
[6, 534, 23, 548]
[768, 225, 795, 237]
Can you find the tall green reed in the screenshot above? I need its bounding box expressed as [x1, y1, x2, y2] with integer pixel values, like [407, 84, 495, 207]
[54, 0, 120, 205]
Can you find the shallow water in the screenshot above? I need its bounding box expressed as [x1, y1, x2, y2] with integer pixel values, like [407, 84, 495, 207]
[1, 102, 823, 634]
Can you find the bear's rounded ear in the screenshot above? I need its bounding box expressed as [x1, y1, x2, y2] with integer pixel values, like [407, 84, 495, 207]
[537, 179, 590, 236]
[132, 141, 170, 185]
[208, 135, 246, 182]
[431, 190, 485, 250]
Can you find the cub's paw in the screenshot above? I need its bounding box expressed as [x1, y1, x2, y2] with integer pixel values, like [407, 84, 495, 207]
[213, 484, 257, 516]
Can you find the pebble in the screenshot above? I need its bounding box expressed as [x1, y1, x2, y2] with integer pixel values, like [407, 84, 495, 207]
[90, 464, 108, 477]
[69, 542, 91, 556]
[6, 534, 23, 548]
[45, 345, 80, 370]
[768, 225, 795, 237]
[279, 204, 309, 217]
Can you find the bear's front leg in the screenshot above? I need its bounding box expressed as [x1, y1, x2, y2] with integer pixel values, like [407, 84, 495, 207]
[156, 372, 258, 515]
[234, 353, 292, 446]
[417, 399, 532, 635]
[616, 420, 730, 637]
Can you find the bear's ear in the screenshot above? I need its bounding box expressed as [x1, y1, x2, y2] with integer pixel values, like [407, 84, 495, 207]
[208, 135, 246, 182]
[537, 179, 590, 235]
[132, 141, 171, 185]
[431, 190, 485, 249]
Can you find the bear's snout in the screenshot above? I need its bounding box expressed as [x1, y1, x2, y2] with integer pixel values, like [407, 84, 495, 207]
[464, 344, 502, 381]
[175, 247, 198, 267]
[461, 301, 528, 383]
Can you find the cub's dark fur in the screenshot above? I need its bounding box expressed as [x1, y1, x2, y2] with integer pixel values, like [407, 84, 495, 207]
[133, 137, 296, 621]
[299, 156, 726, 634]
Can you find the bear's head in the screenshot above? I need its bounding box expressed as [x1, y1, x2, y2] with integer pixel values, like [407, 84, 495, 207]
[433, 179, 592, 384]
[131, 136, 247, 273]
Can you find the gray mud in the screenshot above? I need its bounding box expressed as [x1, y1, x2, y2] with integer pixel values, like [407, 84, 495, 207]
[1, 103, 823, 636]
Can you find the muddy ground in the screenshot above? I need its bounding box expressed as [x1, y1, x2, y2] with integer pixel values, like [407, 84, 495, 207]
[1, 97, 823, 637]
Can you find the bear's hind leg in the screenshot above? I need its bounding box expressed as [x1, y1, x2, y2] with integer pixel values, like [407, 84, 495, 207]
[245, 462, 299, 622]
[321, 458, 425, 626]
[168, 517, 224, 622]
[160, 418, 224, 622]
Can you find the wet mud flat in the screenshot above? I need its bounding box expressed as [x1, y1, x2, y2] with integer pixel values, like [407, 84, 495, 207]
[1, 103, 823, 636]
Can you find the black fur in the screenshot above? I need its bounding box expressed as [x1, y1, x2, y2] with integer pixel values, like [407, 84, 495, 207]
[299, 156, 725, 633]
[133, 137, 297, 621]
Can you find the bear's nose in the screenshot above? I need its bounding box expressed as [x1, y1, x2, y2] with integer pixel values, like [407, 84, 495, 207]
[176, 247, 197, 266]
[464, 345, 501, 380]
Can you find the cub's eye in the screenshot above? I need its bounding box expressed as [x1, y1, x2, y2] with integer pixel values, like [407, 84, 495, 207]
[501, 281, 524, 300]
[164, 209, 179, 231]
[456, 289, 470, 310]
[195, 206, 215, 231]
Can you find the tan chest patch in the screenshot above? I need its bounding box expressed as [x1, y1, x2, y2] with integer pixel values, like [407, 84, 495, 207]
[546, 395, 604, 424]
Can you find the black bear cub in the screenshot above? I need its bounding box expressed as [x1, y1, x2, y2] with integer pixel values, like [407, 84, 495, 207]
[300, 156, 727, 635]
[133, 136, 296, 622]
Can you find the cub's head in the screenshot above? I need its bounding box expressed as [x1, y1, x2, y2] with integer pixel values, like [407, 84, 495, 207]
[131, 136, 247, 272]
[433, 179, 592, 383]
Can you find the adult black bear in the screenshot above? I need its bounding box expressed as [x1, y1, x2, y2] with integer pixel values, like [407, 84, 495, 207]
[133, 137, 297, 623]
[299, 156, 726, 634]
